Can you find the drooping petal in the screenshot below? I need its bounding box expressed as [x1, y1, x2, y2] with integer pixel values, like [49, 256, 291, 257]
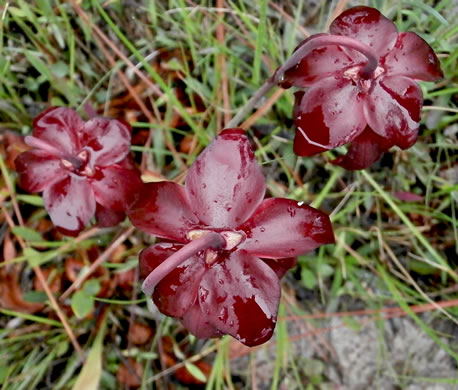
[364, 75, 422, 149]
[95, 204, 125, 227]
[153, 254, 206, 318]
[80, 117, 132, 167]
[199, 250, 280, 347]
[186, 129, 266, 228]
[239, 198, 334, 259]
[283, 34, 363, 87]
[15, 149, 67, 192]
[262, 257, 297, 279]
[331, 127, 394, 170]
[33, 107, 82, 154]
[43, 175, 96, 236]
[181, 302, 221, 339]
[293, 77, 366, 156]
[382, 32, 443, 81]
[139, 243, 183, 280]
[90, 164, 142, 211]
[330, 6, 398, 59]
[128, 182, 199, 242]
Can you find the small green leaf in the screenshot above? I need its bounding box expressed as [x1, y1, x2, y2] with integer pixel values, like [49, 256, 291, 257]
[184, 362, 207, 383]
[83, 279, 101, 296]
[24, 247, 42, 268]
[71, 291, 94, 319]
[22, 291, 48, 303]
[17, 195, 44, 207]
[12, 226, 43, 242]
[301, 268, 317, 289]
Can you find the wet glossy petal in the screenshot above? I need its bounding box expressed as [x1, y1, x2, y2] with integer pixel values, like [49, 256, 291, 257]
[15, 149, 67, 192]
[80, 117, 132, 167]
[90, 165, 142, 211]
[33, 107, 82, 154]
[139, 243, 183, 280]
[153, 254, 206, 318]
[128, 182, 199, 242]
[240, 198, 334, 259]
[364, 75, 422, 149]
[199, 251, 280, 347]
[43, 175, 95, 236]
[181, 302, 221, 339]
[293, 77, 366, 156]
[262, 257, 297, 279]
[283, 34, 362, 87]
[95, 204, 125, 227]
[186, 129, 266, 228]
[330, 6, 398, 59]
[382, 32, 443, 81]
[331, 127, 394, 170]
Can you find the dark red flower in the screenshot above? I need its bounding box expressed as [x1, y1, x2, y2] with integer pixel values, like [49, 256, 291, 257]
[129, 129, 334, 346]
[15, 107, 142, 235]
[281, 6, 443, 169]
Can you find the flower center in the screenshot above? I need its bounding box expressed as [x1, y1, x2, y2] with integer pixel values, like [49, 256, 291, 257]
[187, 229, 246, 265]
[343, 65, 385, 92]
[61, 150, 95, 177]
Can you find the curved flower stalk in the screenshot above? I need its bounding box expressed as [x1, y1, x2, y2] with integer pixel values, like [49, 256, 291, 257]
[128, 129, 334, 346]
[15, 107, 143, 235]
[280, 6, 443, 169]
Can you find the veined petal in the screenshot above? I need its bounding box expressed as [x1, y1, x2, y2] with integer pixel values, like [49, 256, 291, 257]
[43, 175, 95, 236]
[199, 251, 280, 347]
[331, 127, 394, 170]
[293, 77, 366, 156]
[283, 34, 363, 87]
[90, 164, 142, 211]
[15, 150, 67, 192]
[364, 75, 422, 149]
[80, 117, 131, 167]
[330, 6, 398, 59]
[33, 107, 82, 154]
[128, 182, 199, 242]
[240, 198, 334, 259]
[262, 257, 297, 279]
[181, 302, 221, 339]
[153, 254, 206, 318]
[139, 243, 183, 280]
[382, 32, 443, 81]
[186, 129, 266, 228]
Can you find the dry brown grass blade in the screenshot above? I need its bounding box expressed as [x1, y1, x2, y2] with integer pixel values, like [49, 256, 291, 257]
[60, 226, 135, 301]
[1, 206, 84, 359]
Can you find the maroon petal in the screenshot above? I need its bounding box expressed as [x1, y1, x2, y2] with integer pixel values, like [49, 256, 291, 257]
[283, 34, 363, 87]
[80, 117, 131, 167]
[199, 251, 280, 346]
[128, 182, 199, 242]
[330, 6, 398, 59]
[364, 75, 422, 149]
[15, 150, 67, 192]
[139, 243, 183, 280]
[293, 77, 366, 156]
[382, 32, 443, 81]
[95, 204, 125, 227]
[90, 165, 142, 212]
[43, 175, 95, 236]
[181, 302, 221, 339]
[33, 107, 82, 154]
[186, 129, 266, 228]
[331, 127, 394, 170]
[239, 198, 334, 259]
[153, 254, 206, 318]
[262, 257, 297, 279]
